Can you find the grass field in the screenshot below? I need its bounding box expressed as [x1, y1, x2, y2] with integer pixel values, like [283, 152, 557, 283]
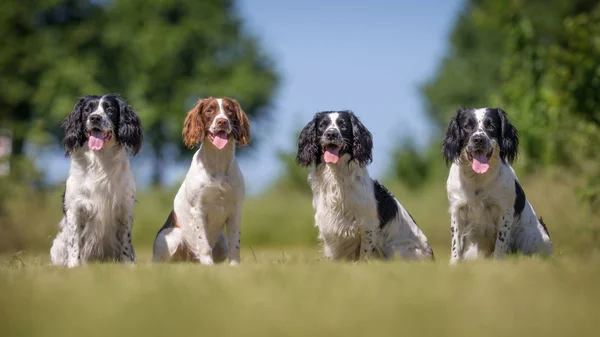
[1, 250, 599, 337]
[1, 169, 599, 336]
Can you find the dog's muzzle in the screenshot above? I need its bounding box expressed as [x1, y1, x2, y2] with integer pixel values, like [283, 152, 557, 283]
[321, 129, 343, 164]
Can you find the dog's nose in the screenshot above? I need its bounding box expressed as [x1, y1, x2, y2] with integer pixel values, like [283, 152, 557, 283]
[215, 118, 229, 128]
[472, 134, 485, 146]
[89, 115, 101, 123]
[325, 129, 338, 141]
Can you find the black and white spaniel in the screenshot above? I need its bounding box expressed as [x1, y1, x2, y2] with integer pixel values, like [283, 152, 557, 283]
[296, 110, 434, 261]
[442, 107, 552, 263]
[50, 94, 142, 267]
[152, 97, 251, 265]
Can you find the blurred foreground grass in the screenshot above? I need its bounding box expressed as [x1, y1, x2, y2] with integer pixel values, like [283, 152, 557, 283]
[1, 250, 599, 337]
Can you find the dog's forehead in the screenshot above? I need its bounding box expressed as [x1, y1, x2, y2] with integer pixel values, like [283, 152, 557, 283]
[99, 95, 120, 109]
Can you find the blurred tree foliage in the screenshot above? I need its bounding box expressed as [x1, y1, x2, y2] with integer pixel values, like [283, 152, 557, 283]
[0, 0, 279, 185]
[392, 0, 600, 208]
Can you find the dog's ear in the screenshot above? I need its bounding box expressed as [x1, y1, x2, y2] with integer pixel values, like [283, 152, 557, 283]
[497, 108, 519, 163]
[296, 115, 319, 167]
[231, 99, 251, 147]
[62, 97, 87, 155]
[117, 96, 143, 156]
[349, 112, 373, 166]
[442, 108, 463, 166]
[183, 99, 206, 149]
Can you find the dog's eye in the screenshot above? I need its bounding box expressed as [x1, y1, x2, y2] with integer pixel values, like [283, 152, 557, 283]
[205, 109, 214, 115]
[463, 122, 474, 131]
[84, 107, 91, 113]
[106, 107, 115, 114]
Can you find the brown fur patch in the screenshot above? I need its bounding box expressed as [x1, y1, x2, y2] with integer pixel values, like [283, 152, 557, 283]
[182, 97, 251, 148]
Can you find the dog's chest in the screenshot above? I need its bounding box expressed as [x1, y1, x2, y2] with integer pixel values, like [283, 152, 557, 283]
[458, 190, 504, 241]
[197, 174, 237, 226]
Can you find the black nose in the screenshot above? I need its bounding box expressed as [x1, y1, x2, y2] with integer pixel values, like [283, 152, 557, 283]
[89, 115, 101, 123]
[472, 134, 485, 145]
[325, 129, 338, 141]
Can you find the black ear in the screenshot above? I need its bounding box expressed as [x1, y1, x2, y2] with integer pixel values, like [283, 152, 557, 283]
[349, 112, 373, 166]
[442, 109, 463, 166]
[497, 108, 518, 163]
[62, 97, 86, 155]
[296, 115, 319, 167]
[117, 97, 143, 156]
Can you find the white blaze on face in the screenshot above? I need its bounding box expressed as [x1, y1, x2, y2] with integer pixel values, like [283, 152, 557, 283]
[327, 112, 340, 132]
[471, 108, 490, 174]
[474, 108, 487, 133]
[323, 112, 341, 164]
[87, 97, 112, 151]
[208, 98, 231, 150]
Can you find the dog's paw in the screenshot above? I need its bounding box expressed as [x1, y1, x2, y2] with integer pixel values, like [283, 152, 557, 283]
[199, 254, 214, 265]
[229, 260, 240, 266]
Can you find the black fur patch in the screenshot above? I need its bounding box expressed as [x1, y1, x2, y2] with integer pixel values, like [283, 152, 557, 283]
[373, 180, 399, 228]
[514, 180, 526, 216]
[61, 190, 66, 215]
[539, 217, 550, 238]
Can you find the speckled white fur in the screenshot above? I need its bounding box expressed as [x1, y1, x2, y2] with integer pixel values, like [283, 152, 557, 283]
[310, 154, 433, 261]
[50, 139, 136, 267]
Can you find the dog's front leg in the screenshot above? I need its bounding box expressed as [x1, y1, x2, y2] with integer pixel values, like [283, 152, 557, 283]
[190, 206, 213, 265]
[359, 222, 378, 261]
[65, 210, 81, 268]
[493, 209, 514, 259]
[117, 214, 136, 263]
[225, 207, 242, 266]
[449, 211, 464, 265]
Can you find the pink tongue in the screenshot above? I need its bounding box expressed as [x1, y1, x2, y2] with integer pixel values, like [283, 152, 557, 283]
[88, 131, 105, 151]
[324, 147, 340, 164]
[211, 131, 229, 150]
[472, 152, 490, 174]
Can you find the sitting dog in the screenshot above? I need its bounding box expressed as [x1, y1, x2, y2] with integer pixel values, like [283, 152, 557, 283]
[153, 97, 250, 265]
[296, 110, 434, 261]
[50, 94, 143, 267]
[442, 107, 552, 263]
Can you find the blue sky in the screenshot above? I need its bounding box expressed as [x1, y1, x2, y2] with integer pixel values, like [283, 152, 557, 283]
[236, 0, 463, 194]
[40, 0, 463, 195]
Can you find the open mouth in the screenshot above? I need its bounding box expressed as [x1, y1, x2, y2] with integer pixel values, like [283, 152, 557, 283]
[322, 144, 341, 164]
[467, 150, 492, 174]
[87, 128, 112, 151]
[208, 130, 230, 150]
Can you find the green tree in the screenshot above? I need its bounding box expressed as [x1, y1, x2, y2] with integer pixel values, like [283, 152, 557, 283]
[0, 0, 105, 179]
[98, 0, 278, 185]
[0, 0, 279, 186]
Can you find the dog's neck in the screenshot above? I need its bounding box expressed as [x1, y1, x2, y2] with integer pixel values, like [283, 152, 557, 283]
[197, 138, 236, 174]
[70, 142, 129, 186]
[310, 155, 371, 201]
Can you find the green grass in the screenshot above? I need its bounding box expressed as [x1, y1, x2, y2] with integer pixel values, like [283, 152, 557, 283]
[1, 169, 600, 336]
[1, 250, 599, 337]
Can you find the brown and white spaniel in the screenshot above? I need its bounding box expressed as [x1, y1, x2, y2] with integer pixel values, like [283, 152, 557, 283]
[153, 97, 250, 265]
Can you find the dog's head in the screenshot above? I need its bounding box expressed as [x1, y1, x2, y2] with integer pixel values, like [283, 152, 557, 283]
[296, 110, 373, 167]
[63, 94, 143, 156]
[442, 107, 518, 174]
[183, 97, 251, 150]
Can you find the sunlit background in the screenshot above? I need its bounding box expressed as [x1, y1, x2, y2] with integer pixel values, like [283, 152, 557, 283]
[1, 0, 599, 255]
[2, 1, 600, 335]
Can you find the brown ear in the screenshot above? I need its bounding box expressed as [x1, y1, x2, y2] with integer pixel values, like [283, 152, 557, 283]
[182, 99, 205, 149]
[233, 100, 251, 147]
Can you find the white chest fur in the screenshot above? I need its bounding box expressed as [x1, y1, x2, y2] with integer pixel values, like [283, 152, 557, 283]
[309, 160, 378, 258]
